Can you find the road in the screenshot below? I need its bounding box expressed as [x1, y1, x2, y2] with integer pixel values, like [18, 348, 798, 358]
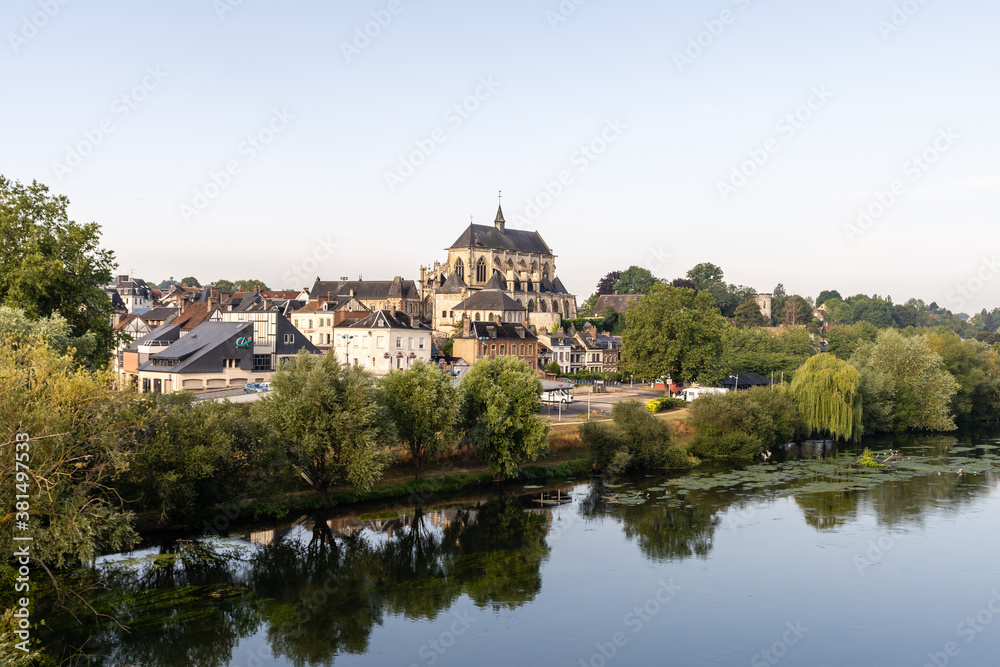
[539, 387, 663, 422]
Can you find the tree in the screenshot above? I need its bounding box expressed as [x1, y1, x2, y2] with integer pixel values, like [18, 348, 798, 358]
[789, 355, 863, 442]
[213, 279, 236, 291]
[580, 400, 692, 473]
[544, 360, 562, 375]
[770, 283, 788, 324]
[0, 176, 118, 366]
[157, 277, 178, 290]
[781, 295, 811, 326]
[612, 266, 659, 295]
[686, 262, 725, 290]
[860, 299, 895, 328]
[824, 322, 878, 359]
[260, 351, 391, 505]
[732, 300, 768, 328]
[179, 276, 201, 288]
[0, 329, 142, 567]
[815, 290, 841, 307]
[671, 277, 697, 291]
[620, 284, 725, 384]
[595, 270, 623, 295]
[689, 388, 802, 459]
[233, 279, 270, 292]
[578, 293, 599, 316]
[926, 331, 1000, 423]
[459, 357, 549, 481]
[379, 362, 459, 481]
[851, 330, 959, 432]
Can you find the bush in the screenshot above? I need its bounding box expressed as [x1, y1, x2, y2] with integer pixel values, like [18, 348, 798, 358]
[689, 388, 803, 459]
[580, 400, 695, 473]
[646, 396, 684, 413]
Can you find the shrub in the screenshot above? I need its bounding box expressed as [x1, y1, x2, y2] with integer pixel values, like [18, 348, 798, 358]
[580, 400, 695, 473]
[689, 388, 803, 459]
[645, 396, 683, 413]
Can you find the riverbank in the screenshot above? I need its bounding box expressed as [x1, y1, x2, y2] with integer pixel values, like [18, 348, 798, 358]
[135, 408, 692, 534]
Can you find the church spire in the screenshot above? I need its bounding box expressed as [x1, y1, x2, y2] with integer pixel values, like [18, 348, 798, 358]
[494, 190, 505, 233]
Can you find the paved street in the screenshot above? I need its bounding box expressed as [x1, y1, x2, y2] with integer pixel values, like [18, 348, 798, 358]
[539, 386, 664, 422]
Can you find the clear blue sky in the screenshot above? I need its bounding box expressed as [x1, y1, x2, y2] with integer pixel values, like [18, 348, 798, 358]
[3, 0, 998, 313]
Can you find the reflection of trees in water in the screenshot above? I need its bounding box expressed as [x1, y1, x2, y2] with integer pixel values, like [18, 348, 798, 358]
[43, 495, 550, 667]
[579, 482, 724, 562]
[794, 491, 860, 530]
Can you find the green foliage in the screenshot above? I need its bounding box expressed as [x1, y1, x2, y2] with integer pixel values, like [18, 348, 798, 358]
[732, 300, 769, 328]
[925, 330, 1000, 423]
[856, 448, 880, 468]
[118, 395, 290, 527]
[179, 276, 201, 288]
[816, 290, 842, 307]
[578, 293, 599, 317]
[459, 356, 550, 481]
[580, 400, 692, 473]
[824, 321, 878, 359]
[0, 336, 142, 567]
[0, 609, 41, 665]
[789, 354, 863, 442]
[378, 361, 459, 480]
[781, 295, 812, 325]
[596, 270, 623, 295]
[645, 396, 683, 413]
[544, 360, 562, 374]
[689, 388, 803, 459]
[260, 351, 392, 505]
[612, 266, 660, 295]
[720, 324, 815, 378]
[621, 284, 725, 384]
[0, 176, 118, 367]
[851, 330, 960, 432]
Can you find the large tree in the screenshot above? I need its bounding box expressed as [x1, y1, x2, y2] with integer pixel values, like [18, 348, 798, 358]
[595, 270, 623, 295]
[459, 357, 549, 481]
[815, 290, 842, 307]
[781, 295, 812, 326]
[851, 330, 959, 432]
[0, 317, 142, 567]
[0, 177, 117, 366]
[732, 300, 769, 328]
[926, 331, 1000, 423]
[179, 276, 201, 288]
[620, 284, 725, 384]
[612, 266, 659, 295]
[379, 361, 459, 481]
[790, 354, 863, 442]
[261, 352, 391, 505]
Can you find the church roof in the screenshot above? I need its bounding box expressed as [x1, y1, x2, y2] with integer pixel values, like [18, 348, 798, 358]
[551, 276, 569, 294]
[484, 271, 507, 290]
[448, 223, 553, 255]
[453, 290, 526, 312]
[437, 270, 467, 294]
[310, 277, 419, 302]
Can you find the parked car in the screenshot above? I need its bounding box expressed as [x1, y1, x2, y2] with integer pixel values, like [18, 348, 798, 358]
[243, 382, 263, 393]
[540, 388, 574, 404]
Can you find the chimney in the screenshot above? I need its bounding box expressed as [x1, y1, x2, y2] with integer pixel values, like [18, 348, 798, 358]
[349, 288, 355, 298]
[463, 318, 471, 337]
[254, 284, 260, 294]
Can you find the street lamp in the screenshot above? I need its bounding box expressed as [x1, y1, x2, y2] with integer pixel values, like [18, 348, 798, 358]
[339, 334, 354, 366]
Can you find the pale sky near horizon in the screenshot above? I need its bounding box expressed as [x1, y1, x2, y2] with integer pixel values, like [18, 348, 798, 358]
[3, 0, 998, 314]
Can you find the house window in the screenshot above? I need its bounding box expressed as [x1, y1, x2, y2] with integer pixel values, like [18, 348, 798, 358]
[499, 345, 505, 354]
[449, 310, 454, 318]
[408, 337, 413, 350]
[326, 334, 331, 345]
[142, 378, 151, 393]
[308, 319, 313, 329]
[253, 355, 271, 371]
[377, 336, 385, 349]
[419, 338, 424, 350]
[396, 337, 402, 348]
[283, 333, 294, 344]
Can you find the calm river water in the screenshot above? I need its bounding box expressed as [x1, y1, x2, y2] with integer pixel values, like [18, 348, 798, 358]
[44, 430, 1000, 666]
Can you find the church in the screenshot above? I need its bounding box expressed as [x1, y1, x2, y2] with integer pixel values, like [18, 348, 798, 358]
[419, 199, 578, 334]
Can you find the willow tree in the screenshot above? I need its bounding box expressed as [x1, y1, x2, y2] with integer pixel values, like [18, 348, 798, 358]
[790, 354, 863, 442]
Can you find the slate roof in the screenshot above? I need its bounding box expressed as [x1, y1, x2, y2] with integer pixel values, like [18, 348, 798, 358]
[551, 276, 569, 294]
[484, 271, 507, 290]
[138, 322, 253, 374]
[130, 323, 183, 350]
[140, 307, 178, 323]
[459, 321, 537, 341]
[722, 373, 773, 388]
[448, 224, 553, 255]
[310, 277, 419, 302]
[345, 309, 428, 331]
[437, 270, 467, 294]
[453, 290, 526, 313]
[594, 294, 644, 314]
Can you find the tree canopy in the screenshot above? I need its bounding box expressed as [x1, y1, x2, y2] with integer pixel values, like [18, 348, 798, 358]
[620, 284, 725, 384]
[379, 361, 459, 480]
[612, 265, 659, 295]
[595, 270, 623, 295]
[790, 354, 863, 442]
[0, 176, 117, 366]
[459, 357, 549, 481]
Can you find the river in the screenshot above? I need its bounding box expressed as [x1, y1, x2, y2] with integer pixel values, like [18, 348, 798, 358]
[40, 429, 1000, 666]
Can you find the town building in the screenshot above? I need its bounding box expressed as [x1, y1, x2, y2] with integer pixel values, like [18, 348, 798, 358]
[289, 295, 370, 349]
[452, 320, 538, 370]
[331, 309, 432, 373]
[306, 276, 421, 318]
[593, 293, 643, 315]
[106, 275, 154, 313]
[419, 200, 578, 334]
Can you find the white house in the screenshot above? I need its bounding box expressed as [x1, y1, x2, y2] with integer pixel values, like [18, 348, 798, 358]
[332, 309, 432, 374]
